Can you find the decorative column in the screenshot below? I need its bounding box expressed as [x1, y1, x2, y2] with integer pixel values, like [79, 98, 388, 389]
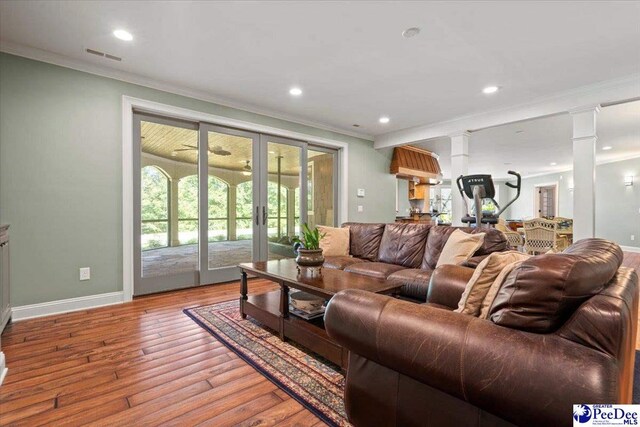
[228, 184, 237, 241]
[287, 188, 296, 236]
[169, 179, 180, 246]
[571, 105, 600, 241]
[449, 132, 470, 226]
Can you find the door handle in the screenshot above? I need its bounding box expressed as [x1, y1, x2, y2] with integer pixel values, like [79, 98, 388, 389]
[262, 206, 267, 225]
[255, 206, 260, 226]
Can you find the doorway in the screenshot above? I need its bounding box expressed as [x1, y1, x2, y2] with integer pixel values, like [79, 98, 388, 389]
[534, 183, 558, 218]
[132, 112, 339, 296]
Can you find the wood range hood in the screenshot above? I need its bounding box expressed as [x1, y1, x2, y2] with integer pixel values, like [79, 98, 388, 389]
[390, 145, 443, 184]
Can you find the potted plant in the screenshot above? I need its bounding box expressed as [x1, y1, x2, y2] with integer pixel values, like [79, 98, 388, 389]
[292, 223, 326, 267]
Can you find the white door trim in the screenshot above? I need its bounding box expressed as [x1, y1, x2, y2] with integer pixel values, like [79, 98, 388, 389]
[533, 181, 559, 218]
[122, 96, 350, 301]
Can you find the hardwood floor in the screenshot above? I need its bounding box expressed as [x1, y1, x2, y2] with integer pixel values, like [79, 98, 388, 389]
[0, 279, 325, 426]
[1, 253, 639, 425]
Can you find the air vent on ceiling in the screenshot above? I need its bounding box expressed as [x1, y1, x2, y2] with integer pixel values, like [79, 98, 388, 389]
[85, 48, 122, 62]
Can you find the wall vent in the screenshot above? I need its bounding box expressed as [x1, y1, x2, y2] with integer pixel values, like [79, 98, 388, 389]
[85, 48, 122, 62]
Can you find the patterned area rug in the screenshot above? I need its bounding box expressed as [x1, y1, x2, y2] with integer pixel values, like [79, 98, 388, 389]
[184, 300, 350, 427]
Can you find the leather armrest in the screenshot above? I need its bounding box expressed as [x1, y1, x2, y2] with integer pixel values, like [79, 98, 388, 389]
[426, 264, 474, 309]
[325, 290, 618, 427]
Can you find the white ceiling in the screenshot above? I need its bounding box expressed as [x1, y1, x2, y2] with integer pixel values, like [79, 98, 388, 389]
[415, 100, 640, 179]
[1, 1, 639, 138]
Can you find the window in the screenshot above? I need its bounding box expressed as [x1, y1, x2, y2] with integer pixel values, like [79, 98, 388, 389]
[141, 166, 169, 250]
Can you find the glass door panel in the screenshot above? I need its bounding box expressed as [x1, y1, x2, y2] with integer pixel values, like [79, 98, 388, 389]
[307, 148, 338, 228]
[134, 114, 199, 295]
[265, 138, 306, 261]
[200, 125, 259, 284]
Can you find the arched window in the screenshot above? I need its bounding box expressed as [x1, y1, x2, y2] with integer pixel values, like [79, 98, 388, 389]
[141, 166, 169, 250]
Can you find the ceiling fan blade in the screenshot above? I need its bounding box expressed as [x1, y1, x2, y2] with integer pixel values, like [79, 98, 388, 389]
[173, 148, 195, 152]
[181, 144, 198, 149]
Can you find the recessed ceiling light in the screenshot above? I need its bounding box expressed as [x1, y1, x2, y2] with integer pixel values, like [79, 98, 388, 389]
[602, 146, 613, 150]
[379, 116, 390, 124]
[402, 27, 421, 38]
[550, 162, 557, 166]
[113, 29, 133, 41]
[289, 87, 302, 96]
[482, 86, 500, 94]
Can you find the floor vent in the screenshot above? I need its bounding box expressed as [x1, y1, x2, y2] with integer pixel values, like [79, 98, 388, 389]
[85, 48, 122, 62]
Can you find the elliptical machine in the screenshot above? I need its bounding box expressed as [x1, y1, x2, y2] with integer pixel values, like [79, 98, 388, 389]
[456, 171, 521, 229]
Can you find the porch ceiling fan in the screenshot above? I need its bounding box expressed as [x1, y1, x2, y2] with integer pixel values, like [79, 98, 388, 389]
[172, 144, 232, 156]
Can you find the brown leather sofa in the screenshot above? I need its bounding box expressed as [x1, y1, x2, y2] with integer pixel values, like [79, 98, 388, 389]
[324, 222, 508, 302]
[325, 239, 639, 427]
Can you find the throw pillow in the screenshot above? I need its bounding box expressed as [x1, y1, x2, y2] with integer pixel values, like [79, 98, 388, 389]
[436, 229, 486, 268]
[318, 226, 350, 257]
[456, 251, 531, 316]
[479, 259, 528, 319]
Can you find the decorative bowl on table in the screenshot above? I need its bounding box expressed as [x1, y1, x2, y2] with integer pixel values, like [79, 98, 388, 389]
[289, 291, 325, 313]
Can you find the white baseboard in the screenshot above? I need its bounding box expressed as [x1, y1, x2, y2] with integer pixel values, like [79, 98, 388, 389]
[621, 245, 640, 254]
[11, 291, 124, 321]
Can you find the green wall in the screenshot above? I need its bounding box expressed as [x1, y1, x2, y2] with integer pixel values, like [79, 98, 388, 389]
[0, 53, 396, 306]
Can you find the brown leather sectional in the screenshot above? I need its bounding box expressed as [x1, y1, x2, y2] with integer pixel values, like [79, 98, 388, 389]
[325, 238, 639, 427]
[324, 222, 509, 301]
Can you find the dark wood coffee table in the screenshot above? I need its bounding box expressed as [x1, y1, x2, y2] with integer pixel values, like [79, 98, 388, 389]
[238, 259, 402, 368]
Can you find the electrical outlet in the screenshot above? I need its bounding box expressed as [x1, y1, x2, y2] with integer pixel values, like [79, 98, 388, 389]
[357, 205, 364, 213]
[79, 267, 91, 281]
[357, 188, 365, 198]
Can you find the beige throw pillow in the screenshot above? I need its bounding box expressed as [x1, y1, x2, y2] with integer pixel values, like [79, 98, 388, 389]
[479, 259, 528, 319]
[318, 226, 350, 257]
[436, 229, 486, 268]
[455, 251, 531, 316]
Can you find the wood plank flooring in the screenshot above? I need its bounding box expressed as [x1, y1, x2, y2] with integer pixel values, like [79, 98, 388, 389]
[0, 279, 325, 426]
[1, 252, 639, 425]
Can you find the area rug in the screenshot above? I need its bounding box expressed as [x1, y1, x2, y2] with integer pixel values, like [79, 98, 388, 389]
[184, 300, 350, 427]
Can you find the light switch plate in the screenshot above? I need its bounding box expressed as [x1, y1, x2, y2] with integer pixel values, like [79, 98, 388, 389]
[79, 267, 91, 281]
[357, 205, 364, 213]
[357, 188, 365, 197]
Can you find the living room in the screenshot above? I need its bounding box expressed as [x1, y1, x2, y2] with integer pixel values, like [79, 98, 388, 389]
[0, 1, 639, 426]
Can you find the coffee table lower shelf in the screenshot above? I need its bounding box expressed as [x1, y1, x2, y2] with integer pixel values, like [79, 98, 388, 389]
[241, 290, 348, 368]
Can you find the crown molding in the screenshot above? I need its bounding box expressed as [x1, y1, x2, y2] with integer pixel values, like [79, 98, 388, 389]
[0, 41, 374, 142]
[375, 74, 640, 149]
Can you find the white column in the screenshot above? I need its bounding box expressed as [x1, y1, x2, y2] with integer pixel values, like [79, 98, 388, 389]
[228, 185, 237, 241]
[570, 105, 600, 241]
[450, 132, 470, 226]
[169, 179, 180, 246]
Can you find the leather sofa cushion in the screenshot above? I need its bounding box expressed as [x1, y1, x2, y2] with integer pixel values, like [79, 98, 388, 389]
[378, 223, 431, 268]
[388, 269, 434, 302]
[324, 256, 368, 270]
[489, 238, 624, 333]
[342, 222, 385, 261]
[422, 226, 508, 270]
[344, 262, 406, 280]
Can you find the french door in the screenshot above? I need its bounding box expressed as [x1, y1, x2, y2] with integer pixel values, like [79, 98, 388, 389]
[133, 113, 332, 296]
